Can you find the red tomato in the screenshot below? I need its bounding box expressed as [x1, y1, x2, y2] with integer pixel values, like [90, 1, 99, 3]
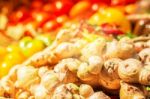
[56, 15, 68, 24]
[53, 0, 73, 16]
[42, 20, 61, 32]
[90, 0, 111, 4]
[101, 23, 124, 35]
[43, 3, 54, 13]
[31, 11, 55, 27]
[9, 7, 29, 23]
[31, 0, 43, 9]
[111, 0, 137, 5]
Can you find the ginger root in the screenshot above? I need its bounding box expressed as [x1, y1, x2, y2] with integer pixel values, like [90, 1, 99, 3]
[118, 58, 150, 85]
[52, 83, 110, 99]
[120, 82, 145, 99]
[139, 65, 150, 85]
[99, 58, 122, 90]
[15, 66, 40, 90]
[88, 92, 110, 99]
[138, 48, 150, 64]
[105, 37, 135, 59]
[118, 58, 142, 83]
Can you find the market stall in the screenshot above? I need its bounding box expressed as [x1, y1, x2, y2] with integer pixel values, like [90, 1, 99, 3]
[0, 0, 150, 98]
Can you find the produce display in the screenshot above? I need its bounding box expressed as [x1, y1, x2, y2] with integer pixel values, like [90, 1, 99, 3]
[0, 0, 150, 99]
[0, 23, 150, 98]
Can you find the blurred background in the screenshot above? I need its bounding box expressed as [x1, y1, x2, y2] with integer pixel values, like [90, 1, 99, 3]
[0, 0, 149, 78]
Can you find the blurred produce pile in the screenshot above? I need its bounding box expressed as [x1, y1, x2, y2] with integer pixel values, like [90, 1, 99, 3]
[1, 0, 149, 41]
[0, 0, 150, 98]
[0, 24, 150, 98]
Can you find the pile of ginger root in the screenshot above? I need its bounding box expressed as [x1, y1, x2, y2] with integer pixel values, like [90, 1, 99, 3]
[0, 27, 150, 99]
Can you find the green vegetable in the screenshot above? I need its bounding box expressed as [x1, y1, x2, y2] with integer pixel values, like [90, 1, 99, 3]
[117, 32, 136, 40]
[19, 36, 45, 57]
[35, 34, 53, 46]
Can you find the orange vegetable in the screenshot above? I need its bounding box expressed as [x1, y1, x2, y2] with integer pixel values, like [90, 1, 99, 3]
[69, 1, 91, 17]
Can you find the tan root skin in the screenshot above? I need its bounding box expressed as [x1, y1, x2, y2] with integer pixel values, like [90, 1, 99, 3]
[118, 58, 142, 83]
[0, 28, 150, 98]
[120, 82, 145, 99]
[99, 58, 122, 90]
